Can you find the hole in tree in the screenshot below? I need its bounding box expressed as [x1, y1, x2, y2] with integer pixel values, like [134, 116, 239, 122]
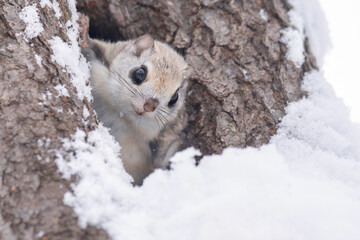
[87, 19, 123, 42]
[76, 6, 123, 42]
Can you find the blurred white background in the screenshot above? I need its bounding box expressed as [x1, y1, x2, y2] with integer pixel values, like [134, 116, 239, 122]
[318, 0, 360, 123]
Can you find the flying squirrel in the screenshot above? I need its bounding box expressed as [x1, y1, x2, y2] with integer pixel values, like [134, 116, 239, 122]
[81, 29, 189, 185]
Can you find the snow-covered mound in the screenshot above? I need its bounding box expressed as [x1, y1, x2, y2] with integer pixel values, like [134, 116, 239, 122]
[57, 70, 360, 240]
[50, 0, 360, 239]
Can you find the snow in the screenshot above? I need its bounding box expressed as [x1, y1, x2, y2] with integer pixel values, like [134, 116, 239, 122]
[54, 84, 70, 97]
[45, 90, 52, 99]
[280, 9, 305, 68]
[18, 4, 44, 40]
[289, 0, 330, 67]
[82, 106, 90, 125]
[242, 69, 249, 79]
[82, 106, 90, 120]
[36, 231, 44, 238]
[281, 0, 330, 68]
[51, 0, 360, 239]
[55, 125, 133, 227]
[319, 0, 360, 122]
[40, 0, 62, 19]
[57, 72, 360, 235]
[280, 28, 304, 68]
[57, 121, 360, 240]
[48, 0, 92, 101]
[34, 53, 43, 67]
[259, 9, 268, 21]
[49, 35, 91, 101]
[276, 71, 360, 160]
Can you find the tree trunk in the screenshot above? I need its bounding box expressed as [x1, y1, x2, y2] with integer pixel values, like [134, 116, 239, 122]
[0, 0, 107, 239]
[0, 0, 316, 239]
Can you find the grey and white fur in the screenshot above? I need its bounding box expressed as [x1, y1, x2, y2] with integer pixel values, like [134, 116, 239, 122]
[82, 34, 188, 185]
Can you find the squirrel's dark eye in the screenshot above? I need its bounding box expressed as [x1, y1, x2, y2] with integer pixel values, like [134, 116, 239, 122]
[168, 90, 179, 107]
[132, 67, 147, 85]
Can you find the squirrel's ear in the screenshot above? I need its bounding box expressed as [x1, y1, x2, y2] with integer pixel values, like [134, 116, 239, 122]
[133, 34, 154, 57]
[82, 39, 112, 67]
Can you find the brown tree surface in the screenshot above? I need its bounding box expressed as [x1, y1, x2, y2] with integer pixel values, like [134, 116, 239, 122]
[1, 0, 316, 239]
[0, 0, 107, 239]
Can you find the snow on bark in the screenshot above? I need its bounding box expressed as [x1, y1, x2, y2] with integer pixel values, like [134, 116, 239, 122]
[56, 124, 132, 227]
[48, 0, 92, 101]
[34, 53, 43, 67]
[54, 84, 70, 97]
[289, 0, 330, 66]
[1, 0, 108, 238]
[18, 4, 44, 40]
[49, 32, 92, 101]
[40, 0, 62, 19]
[280, 9, 305, 67]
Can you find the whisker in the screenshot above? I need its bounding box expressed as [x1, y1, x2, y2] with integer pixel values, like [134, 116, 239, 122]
[114, 70, 143, 97]
[157, 111, 176, 134]
[159, 109, 175, 125]
[101, 80, 135, 100]
[157, 113, 170, 132]
[158, 108, 173, 119]
[109, 69, 139, 97]
[155, 115, 161, 130]
[157, 113, 166, 128]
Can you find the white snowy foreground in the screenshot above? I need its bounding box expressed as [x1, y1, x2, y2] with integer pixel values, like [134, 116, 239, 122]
[57, 71, 360, 240]
[20, 0, 360, 239]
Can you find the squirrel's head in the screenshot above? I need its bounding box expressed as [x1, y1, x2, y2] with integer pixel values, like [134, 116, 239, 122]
[86, 34, 189, 139]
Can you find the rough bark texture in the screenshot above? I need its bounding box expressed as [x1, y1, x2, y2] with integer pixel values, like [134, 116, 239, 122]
[0, 0, 317, 239]
[77, 0, 317, 155]
[0, 0, 108, 239]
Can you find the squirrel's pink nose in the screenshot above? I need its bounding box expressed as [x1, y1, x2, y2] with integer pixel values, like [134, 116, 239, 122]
[143, 98, 159, 112]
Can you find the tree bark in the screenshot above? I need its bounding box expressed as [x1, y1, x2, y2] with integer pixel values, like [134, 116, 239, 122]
[0, 0, 317, 239]
[0, 0, 107, 239]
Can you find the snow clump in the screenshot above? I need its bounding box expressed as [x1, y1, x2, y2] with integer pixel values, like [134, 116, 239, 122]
[48, 0, 92, 101]
[19, 4, 44, 40]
